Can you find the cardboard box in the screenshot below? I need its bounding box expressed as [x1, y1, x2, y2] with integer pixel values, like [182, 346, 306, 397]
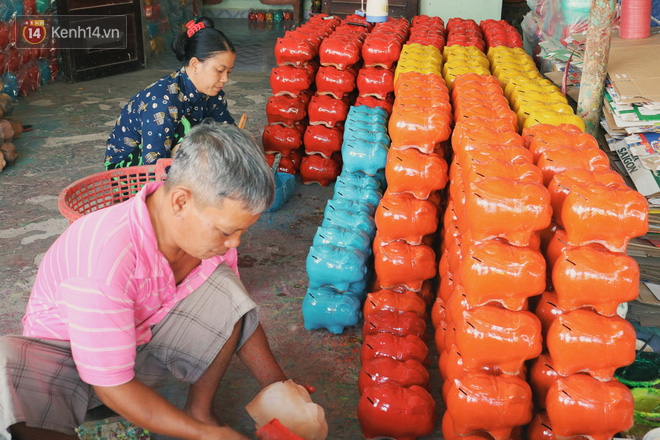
[608, 30, 660, 105]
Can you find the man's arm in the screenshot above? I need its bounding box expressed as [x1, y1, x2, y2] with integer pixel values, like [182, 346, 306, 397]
[237, 323, 287, 387]
[94, 379, 249, 440]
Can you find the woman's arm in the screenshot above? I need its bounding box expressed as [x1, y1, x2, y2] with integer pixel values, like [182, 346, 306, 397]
[207, 91, 235, 125]
[94, 379, 250, 440]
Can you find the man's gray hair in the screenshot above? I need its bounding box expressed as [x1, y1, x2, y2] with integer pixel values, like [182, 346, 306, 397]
[165, 120, 274, 213]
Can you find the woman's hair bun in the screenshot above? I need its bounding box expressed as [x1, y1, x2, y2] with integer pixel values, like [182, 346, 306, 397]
[171, 16, 234, 64]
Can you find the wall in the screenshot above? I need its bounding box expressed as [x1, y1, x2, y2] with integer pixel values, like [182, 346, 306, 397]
[205, 0, 313, 18]
[419, 0, 502, 21]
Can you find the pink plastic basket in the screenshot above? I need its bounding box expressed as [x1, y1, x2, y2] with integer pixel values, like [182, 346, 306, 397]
[58, 159, 172, 224]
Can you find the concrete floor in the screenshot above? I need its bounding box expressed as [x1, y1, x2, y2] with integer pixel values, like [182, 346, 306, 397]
[0, 18, 444, 439]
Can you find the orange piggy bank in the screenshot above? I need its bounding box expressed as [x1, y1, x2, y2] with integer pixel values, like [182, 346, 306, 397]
[561, 182, 649, 253]
[375, 192, 439, 245]
[445, 372, 533, 440]
[464, 177, 552, 246]
[546, 374, 633, 440]
[529, 353, 558, 409]
[546, 309, 636, 380]
[374, 242, 436, 291]
[459, 239, 546, 311]
[455, 305, 542, 375]
[385, 148, 448, 199]
[364, 289, 427, 319]
[552, 246, 639, 316]
[536, 146, 610, 186]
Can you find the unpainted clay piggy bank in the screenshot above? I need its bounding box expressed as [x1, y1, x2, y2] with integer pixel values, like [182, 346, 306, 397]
[300, 155, 341, 187]
[455, 305, 542, 375]
[315, 65, 357, 99]
[389, 104, 452, 153]
[267, 95, 308, 126]
[552, 245, 639, 316]
[357, 66, 395, 99]
[262, 124, 304, 156]
[361, 332, 429, 365]
[445, 372, 533, 440]
[303, 125, 343, 158]
[312, 225, 371, 256]
[385, 147, 448, 199]
[364, 289, 427, 319]
[464, 177, 552, 246]
[307, 94, 349, 127]
[302, 286, 361, 334]
[374, 242, 436, 291]
[358, 384, 436, 440]
[333, 183, 382, 210]
[358, 358, 429, 395]
[341, 136, 389, 176]
[375, 192, 439, 245]
[546, 309, 636, 381]
[306, 244, 367, 292]
[459, 239, 545, 311]
[529, 353, 558, 409]
[321, 207, 376, 240]
[246, 379, 328, 440]
[362, 309, 427, 340]
[561, 183, 649, 253]
[546, 374, 634, 440]
[548, 168, 625, 227]
[270, 65, 314, 97]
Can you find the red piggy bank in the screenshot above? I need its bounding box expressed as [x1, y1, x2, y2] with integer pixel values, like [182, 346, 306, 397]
[445, 372, 533, 440]
[385, 148, 448, 199]
[358, 358, 429, 395]
[459, 239, 546, 311]
[266, 95, 307, 126]
[552, 246, 639, 316]
[455, 305, 542, 375]
[299, 154, 341, 186]
[262, 124, 304, 156]
[354, 95, 394, 115]
[270, 65, 314, 97]
[561, 183, 649, 253]
[361, 333, 428, 365]
[357, 66, 394, 99]
[358, 384, 436, 440]
[303, 125, 343, 158]
[364, 289, 427, 319]
[315, 65, 357, 99]
[375, 193, 439, 245]
[547, 309, 636, 380]
[307, 94, 349, 127]
[374, 242, 437, 292]
[362, 35, 403, 69]
[546, 374, 634, 440]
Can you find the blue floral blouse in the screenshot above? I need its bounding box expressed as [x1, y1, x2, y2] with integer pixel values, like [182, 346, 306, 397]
[104, 67, 234, 169]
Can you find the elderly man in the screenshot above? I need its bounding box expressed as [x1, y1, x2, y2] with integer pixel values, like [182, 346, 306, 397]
[1, 122, 289, 440]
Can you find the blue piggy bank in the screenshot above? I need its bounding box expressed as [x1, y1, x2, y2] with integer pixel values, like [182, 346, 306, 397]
[344, 126, 391, 147]
[322, 207, 376, 240]
[342, 137, 389, 176]
[302, 286, 361, 334]
[373, 168, 388, 192]
[306, 244, 367, 292]
[313, 225, 371, 257]
[348, 105, 389, 126]
[335, 172, 382, 194]
[333, 183, 382, 209]
[327, 197, 376, 217]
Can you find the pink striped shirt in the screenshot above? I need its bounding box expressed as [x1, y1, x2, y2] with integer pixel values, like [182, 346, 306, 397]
[23, 182, 239, 387]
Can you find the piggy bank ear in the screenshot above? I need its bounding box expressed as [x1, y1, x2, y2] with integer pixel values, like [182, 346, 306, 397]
[246, 380, 329, 440]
